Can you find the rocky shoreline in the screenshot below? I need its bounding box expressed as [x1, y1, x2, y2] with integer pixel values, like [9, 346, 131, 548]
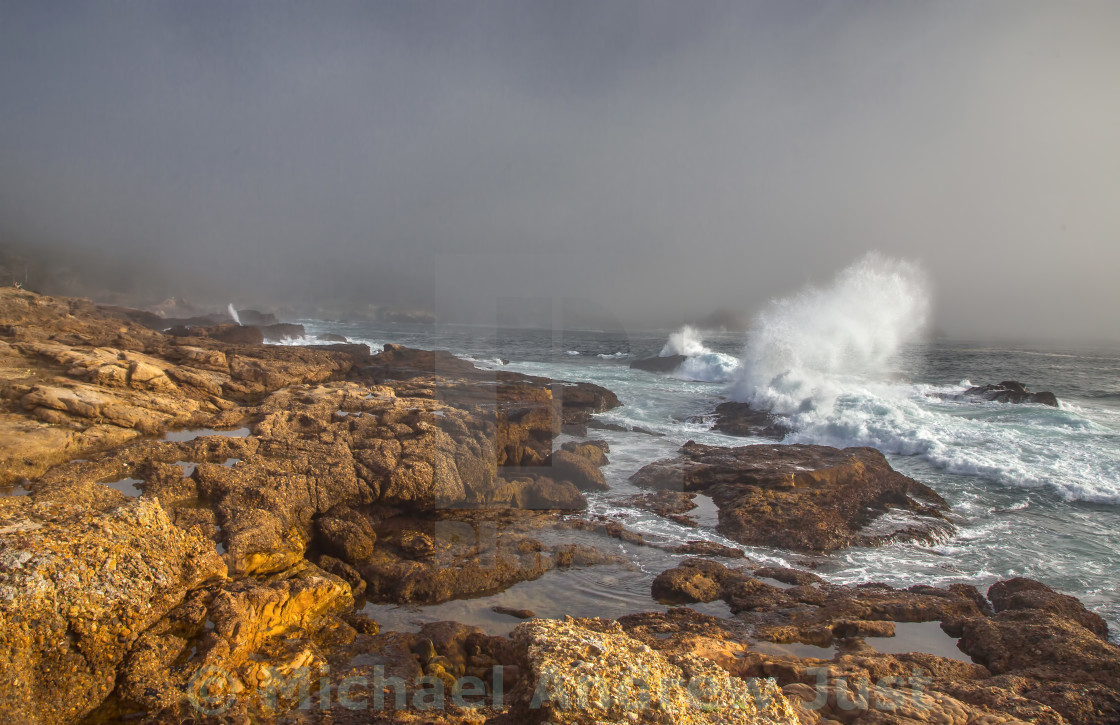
[1, 288, 1117, 724]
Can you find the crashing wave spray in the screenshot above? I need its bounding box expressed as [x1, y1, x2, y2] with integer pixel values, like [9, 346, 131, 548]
[661, 325, 709, 357]
[730, 253, 930, 415]
[227, 303, 242, 326]
[659, 325, 741, 382]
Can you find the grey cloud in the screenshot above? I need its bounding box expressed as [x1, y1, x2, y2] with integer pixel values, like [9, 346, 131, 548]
[1, 1, 1118, 340]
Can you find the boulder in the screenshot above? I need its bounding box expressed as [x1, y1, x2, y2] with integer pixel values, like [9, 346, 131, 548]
[560, 439, 610, 466]
[630, 441, 953, 551]
[315, 509, 378, 563]
[709, 401, 790, 440]
[360, 524, 617, 604]
[545, 449, 608, 492]
[629, 354, 687, 373]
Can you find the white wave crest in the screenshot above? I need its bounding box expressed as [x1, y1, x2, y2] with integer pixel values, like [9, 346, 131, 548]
[674, 352, 741, 383]
[730, 252, 930, 416]
[597, 352, 629, 359]
[660, 325, 709, 357]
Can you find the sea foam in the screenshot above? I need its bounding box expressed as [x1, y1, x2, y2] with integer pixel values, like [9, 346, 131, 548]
[659, 325, 741, 382]
[728, 253, 1120, 503]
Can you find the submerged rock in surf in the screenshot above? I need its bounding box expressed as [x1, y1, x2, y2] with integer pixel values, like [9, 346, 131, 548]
[962, 380, 1059, 407]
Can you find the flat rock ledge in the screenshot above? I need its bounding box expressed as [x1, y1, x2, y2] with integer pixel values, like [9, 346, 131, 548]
[645, 560, 1119, 725]
[629, 441, 953, 551]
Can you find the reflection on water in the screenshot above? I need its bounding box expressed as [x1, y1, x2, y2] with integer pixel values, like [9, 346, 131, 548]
[163, 427, 251, 442]
[753, 621, 970, 663]
[362, 565, 734, 637]
[174, 458, 240, 477]
[753, 640, 837, 660]
[104, 477, 143, 497]
[867, 621, 969, 662]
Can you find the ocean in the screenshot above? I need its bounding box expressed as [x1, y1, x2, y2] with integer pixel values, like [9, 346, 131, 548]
[276, 315, 1120, 640]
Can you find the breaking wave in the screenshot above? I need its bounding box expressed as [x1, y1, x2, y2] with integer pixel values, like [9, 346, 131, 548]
[730, 252, 929, 416]
[660, 325, 740, 383]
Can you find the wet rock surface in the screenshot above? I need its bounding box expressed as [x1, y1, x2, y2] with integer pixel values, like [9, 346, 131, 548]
[630, 441, 954, 551]
[709, 401, 792, 440]
[629, 354, 687, 373]
[643, 561, 1120, 724]
[961, 380, 1059, 407]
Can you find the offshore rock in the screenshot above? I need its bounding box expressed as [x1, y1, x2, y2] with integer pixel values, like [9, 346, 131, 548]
[630, 354, 686, 373]
[260, 322, 306, 341]
[630, 441, 952, 552]
[962, 380, 1059, 407]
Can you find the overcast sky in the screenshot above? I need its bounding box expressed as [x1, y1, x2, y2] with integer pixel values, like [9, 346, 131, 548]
[1, 2, 1117, 339]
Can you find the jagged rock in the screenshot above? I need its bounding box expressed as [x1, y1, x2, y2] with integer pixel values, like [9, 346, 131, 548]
[507, 616, 800, 724]
[110, 561, 354, 720]
[652, 559, 729, 604]
[0, 498, 225, 725]
[630, 441, 952, 551]
[635, 569, 1120, 724]
[490, 475, 588, 510]
[988, 577, 1108, 638]
[360, 519, 619, 604]
[543, 449, 608, 492]
[361, 345, 619, 467]
[560, 439, 610, 466]
[315, 509, 378, 563]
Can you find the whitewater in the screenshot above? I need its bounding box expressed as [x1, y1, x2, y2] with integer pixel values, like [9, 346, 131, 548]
[281, 254, 1120, 633]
